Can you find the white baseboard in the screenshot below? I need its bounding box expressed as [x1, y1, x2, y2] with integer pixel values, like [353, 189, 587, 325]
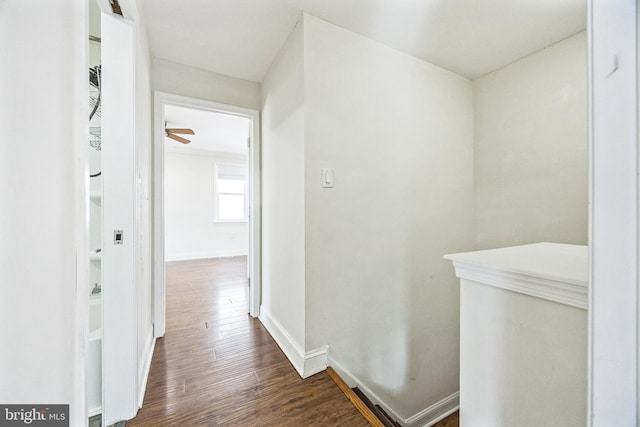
[137, 332, 156, 409]
[409, 392, 459, 427]
[303, 346, 329, 378]
[258, 307, 458, 426]
[259, 305, 328, 378]
[165, 251, 248, 262]
[328, 355, 459, 427]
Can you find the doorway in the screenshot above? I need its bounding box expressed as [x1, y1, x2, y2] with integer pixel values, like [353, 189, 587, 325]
[153, 93, 261, 338]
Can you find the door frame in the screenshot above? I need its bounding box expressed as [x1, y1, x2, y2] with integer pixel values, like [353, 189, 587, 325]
[587, 0, 639, 423]
[153, 92, 261, 337]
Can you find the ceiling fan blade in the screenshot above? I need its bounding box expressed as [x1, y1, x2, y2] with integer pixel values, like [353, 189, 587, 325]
[166, 128, 195, 135]
[167, 133, 191, 144]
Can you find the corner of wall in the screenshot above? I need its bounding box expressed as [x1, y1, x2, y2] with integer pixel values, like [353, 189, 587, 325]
[259, 306, 327, 378]
[327, 355, 459, 427]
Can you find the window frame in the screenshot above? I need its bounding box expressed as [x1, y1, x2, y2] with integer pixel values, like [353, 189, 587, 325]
[213, 161, 249, 223]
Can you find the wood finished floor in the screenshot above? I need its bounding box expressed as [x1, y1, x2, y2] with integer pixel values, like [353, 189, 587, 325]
[128, 257, 370, 426]
[432, 411, 459, 427]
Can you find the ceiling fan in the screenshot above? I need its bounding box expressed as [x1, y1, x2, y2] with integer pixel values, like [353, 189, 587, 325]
[165, 127, 195, 144]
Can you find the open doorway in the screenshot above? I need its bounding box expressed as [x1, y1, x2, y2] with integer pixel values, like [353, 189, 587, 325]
[164, 105, 250, 262]
[153, 93, 261, 338]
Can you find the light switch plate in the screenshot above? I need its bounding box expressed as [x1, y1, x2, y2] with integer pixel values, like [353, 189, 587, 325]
[321, 168, 334, 188]
[114, 230, 124, 245]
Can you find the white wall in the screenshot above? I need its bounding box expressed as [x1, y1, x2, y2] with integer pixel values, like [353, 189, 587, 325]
[165, 151, 248, 261]
[261, 13, 474, 424]
[260, 20, 307, 351]
[0, 1, 88, 426]
[474, 32, 588, 250]
[152, 58, 260, 110]
[302, 15, 474, 423]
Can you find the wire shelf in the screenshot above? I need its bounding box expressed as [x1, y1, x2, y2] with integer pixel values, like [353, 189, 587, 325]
[90, 127, 101, 151]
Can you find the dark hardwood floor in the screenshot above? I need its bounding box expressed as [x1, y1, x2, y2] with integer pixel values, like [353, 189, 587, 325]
[128, 257, 369, 426]
[432, 411, 459, 427]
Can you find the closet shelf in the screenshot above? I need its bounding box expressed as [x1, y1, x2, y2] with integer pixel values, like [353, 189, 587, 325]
[90, 250, 102, 263]
[90, 191, 102, 204]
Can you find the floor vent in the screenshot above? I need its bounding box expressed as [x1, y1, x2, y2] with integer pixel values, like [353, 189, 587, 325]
[352, 387, 401, 427]
[327, 367, 400, 427]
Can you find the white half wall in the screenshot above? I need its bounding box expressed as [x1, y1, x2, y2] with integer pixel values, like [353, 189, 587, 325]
[474, 32, 588, 250]
[0, 1, 88, 426]
[260, 19, 307, 352]
[164, 150, 248, 261]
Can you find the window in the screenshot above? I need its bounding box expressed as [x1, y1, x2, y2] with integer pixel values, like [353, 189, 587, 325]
[214, 163, 248, 222]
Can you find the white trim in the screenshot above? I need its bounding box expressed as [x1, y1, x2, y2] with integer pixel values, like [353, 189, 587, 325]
[303, 346, 330, 378]
[260, 306, 457, 425]
[165, 145, 248, 159]
[247, 107, 262, 318]
[448, 260, 588, 310]
[259, 306, 458, 425]
[259, 306, 304, 376]
[165, 252, 249, 262]
[259, 306, 328, 378]
[588, 0, 639, 424]
[327, 356, 458, 427]
[153, 94, 166, 338]
[154, 92, 262, 332]
[74, 1, 90, 425]
[137, 334, 156, 409]
[586, 0, 595, 420]
[409, 394, 459, 427]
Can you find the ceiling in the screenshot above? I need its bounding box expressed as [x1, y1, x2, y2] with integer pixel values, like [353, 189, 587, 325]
[140, 0, 586, 82]
[164, 104, 250, 155]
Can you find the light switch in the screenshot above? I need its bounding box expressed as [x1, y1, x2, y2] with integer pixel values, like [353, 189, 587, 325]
[321, 168, 334, 188]
[114, 230, 124, 245]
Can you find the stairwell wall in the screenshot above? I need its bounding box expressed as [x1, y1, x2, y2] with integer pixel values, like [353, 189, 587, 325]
[260, 13, 475, 424]
[473, 31, 588, 250]
[302, 15, 475, 423]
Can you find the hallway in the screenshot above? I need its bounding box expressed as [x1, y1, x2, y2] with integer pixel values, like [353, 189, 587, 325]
[128, 257, 368, 426]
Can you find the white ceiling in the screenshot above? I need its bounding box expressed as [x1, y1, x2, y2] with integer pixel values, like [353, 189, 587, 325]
[140, 0, 586, 82]
[164, 104, 250, 155]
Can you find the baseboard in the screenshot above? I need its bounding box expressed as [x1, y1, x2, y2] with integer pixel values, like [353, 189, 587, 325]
[259, 305, 328, 378]
[328, 355, 459, 427]
[137, 332, 156, 409]
[303, 346, 329, 378]
[408, 392, 459, 427]
[258, 308, 458, 425]
[165, 251, 248, 262]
